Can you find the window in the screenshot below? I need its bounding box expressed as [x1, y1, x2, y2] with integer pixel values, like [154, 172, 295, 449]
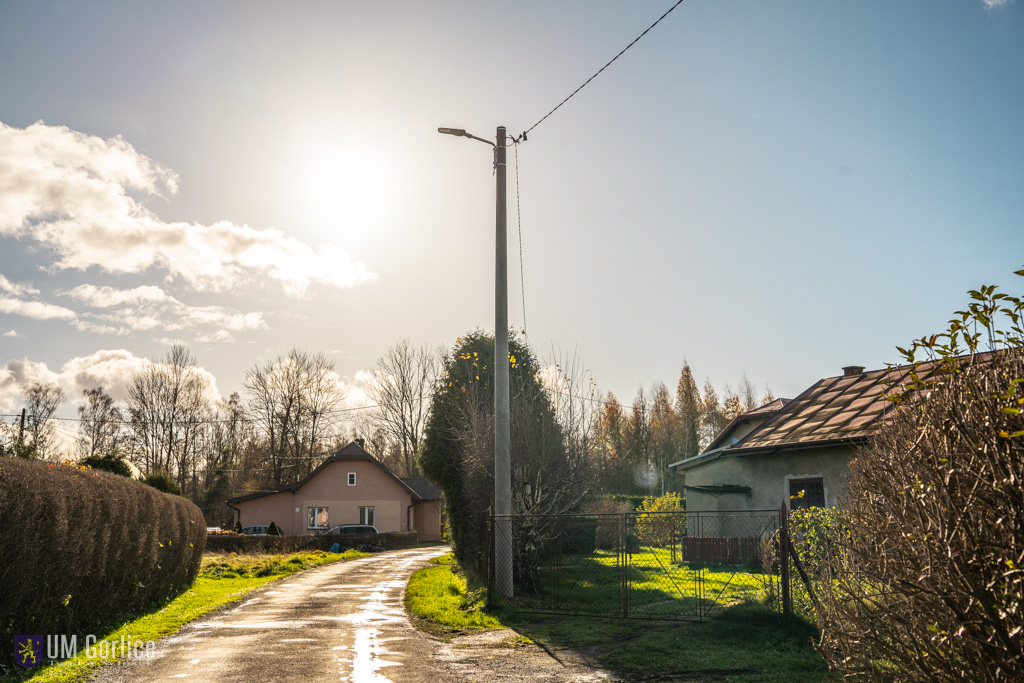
[358, 506, 374, 526]
[307, 507, 329, 529]
[789, 478, 825, 510]
[347, 472, 356, 486]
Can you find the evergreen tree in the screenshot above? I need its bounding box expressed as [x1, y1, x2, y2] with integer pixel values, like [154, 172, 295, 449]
[675, 361, 701, 462]
[419, 331, 585, 585]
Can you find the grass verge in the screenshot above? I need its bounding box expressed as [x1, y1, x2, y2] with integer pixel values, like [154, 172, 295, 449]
[4, 549, 367, 683]
[404, 553, 835, 681]
[404, 553, 502, 638]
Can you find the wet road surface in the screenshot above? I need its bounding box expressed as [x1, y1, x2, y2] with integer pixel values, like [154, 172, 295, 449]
[91, 547, 451, 683]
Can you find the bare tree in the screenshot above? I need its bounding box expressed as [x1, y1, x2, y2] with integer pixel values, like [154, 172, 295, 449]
[739, 372, 759, 411]
[649, 382, 678, 495]
[77, 386, 124, 459]
[365, 339, 441, 476]
[23, 381, 66, 461]
[244, 348, 345, 486]
[700, 380, 726, 448]
[126, 344, 212, 491]
[542, 349, 600, 491]
[624, 387, 653, 491]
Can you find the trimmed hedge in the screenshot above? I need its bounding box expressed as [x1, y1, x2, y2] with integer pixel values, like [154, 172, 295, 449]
[204, 530, 420, 554]
[0, 458, 206, 660]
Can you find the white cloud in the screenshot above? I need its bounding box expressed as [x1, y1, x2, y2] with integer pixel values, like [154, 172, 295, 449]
[64, 283, 267, 338]
[65, 284, 168, 308]
[2, 330, 18, 337]
[0, 296, 77, 321]
[196, 330, 235, 343]
[0, 358, 61, 412]
[982, 0, 1011, 7]
[0, 120, 375, 295]
[0, 348, 223, 413]
[0, 274, 39, 296]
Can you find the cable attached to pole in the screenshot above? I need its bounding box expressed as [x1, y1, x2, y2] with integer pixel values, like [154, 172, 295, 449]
[514, 0, 686, 142]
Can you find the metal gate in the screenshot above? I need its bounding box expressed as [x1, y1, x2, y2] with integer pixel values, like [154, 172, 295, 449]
[489, 508, 788, 621]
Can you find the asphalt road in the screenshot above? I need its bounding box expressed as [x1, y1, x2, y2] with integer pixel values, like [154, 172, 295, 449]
[90, 546, 452, 683]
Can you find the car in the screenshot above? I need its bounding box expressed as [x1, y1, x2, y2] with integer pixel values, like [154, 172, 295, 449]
[317, 524, 378, 536]
[242, 525, 269, 536]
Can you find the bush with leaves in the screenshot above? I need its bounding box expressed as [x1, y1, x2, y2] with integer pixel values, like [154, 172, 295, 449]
[80, 452, 133, 477]
[635, 492, 686, 546]
[788, 506, 848, 620]
[812, 272, 1024, 682]
[419, 331, 587, 590]
[143, 470, 182, 495]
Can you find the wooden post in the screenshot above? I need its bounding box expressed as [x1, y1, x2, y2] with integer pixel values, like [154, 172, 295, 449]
[780, 501, 792, 616]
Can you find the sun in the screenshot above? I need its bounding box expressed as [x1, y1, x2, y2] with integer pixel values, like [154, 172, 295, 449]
[296, 143, 395, 234]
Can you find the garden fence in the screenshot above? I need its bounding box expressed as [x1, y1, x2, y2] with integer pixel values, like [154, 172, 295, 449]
[489, 505, 793, 621]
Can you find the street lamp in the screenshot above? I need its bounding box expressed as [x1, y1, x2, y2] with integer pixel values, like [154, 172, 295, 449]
[438, 125, 513, 599]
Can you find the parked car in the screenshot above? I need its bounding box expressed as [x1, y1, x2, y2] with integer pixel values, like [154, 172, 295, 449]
[242, 525, 269, 536]
[317, 524, 378, 536]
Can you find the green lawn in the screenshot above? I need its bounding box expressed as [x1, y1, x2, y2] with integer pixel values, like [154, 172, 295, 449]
[3, 549, 367, 683]
[516, 547, 779, 619]
[406, 552, 834, 682]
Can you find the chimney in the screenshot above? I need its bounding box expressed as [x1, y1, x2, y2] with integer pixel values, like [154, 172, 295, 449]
[843, 365, 865, 376]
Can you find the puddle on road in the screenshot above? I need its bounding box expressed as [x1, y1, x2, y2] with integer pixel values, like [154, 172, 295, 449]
[337, 572, 418, 681]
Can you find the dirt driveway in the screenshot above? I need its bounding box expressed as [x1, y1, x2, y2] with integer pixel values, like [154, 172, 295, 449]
[89, 546, 618, 682]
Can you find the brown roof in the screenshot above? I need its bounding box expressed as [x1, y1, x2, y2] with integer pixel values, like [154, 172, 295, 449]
[729, 362, 950, 454]
[227, 442, 422, 504]
[401, 478, 442, 501]
[702, 397, 793, 453]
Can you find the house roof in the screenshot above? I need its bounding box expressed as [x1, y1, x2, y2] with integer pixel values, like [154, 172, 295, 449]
[702, 397, 792, 453]
[227, 442, 423, 504]
[672, 359, 959, 470]
[401, 478, 442, 501]
[730, 363, 940, 453]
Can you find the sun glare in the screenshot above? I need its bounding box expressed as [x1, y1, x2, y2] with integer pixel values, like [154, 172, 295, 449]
[296, 144, 395, 237]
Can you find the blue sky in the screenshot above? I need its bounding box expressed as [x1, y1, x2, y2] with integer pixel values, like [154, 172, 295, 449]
[1, 0, 1022, 423]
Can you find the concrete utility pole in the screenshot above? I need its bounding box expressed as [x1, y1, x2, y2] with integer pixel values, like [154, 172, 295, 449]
[493, 126, 513, 599]
[437, 125, 514, 598]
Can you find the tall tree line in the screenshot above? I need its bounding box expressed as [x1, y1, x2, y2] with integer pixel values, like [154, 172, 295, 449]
[593, 362, 773, 495]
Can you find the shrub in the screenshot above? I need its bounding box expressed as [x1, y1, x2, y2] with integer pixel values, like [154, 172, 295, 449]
[143, 470, 181, 495]
[233, 520, 244, 534]
[584, 497, 633, 549]
[80, 452, 132, 477]
[636, 493, 686, 546]
[813, 275, 1024, 681]
[0, 458, 205, 665]
[203, 530, 419, 554]
[788, 506, 847, 620]
[266, 521, 282, 536]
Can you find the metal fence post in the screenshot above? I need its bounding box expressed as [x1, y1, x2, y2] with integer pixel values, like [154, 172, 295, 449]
[620, 512, 628, 618]
[780, 501, 792, 616]
[487, 505, 495, 608]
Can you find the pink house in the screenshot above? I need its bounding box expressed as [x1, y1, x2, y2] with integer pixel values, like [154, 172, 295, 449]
[227, 442, 442, 541]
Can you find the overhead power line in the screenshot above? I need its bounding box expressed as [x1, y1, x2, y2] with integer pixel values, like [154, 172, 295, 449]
[516, 0, 686, 141]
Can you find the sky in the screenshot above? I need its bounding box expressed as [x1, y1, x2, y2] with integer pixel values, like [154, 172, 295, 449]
[1, 0, 1023, 432]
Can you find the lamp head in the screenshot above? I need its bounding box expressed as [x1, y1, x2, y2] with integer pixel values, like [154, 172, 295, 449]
[438, 127, 468, 137]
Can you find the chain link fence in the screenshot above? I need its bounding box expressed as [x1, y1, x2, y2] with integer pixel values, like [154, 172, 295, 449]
[490, 508, 789, 621]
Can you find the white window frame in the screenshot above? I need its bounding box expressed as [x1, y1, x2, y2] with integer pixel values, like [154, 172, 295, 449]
[307, 506, 329, 529]
[358, 506, 374, 526]
[347, 472, 356, 486]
